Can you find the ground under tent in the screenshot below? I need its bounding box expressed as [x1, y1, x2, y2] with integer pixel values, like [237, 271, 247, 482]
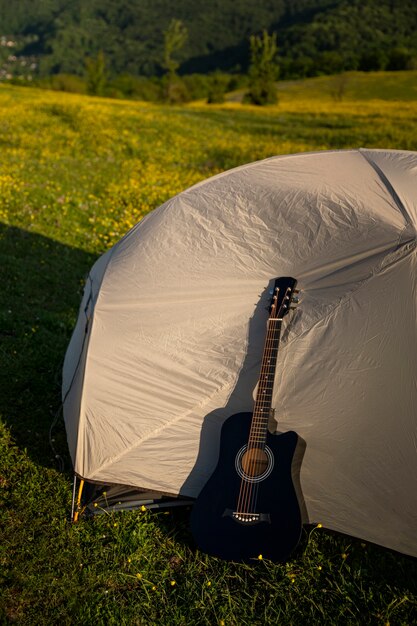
[63, 148, 417, 557]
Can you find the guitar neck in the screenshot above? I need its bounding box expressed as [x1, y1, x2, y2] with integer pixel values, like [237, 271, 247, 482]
[248, 317, 283, 448]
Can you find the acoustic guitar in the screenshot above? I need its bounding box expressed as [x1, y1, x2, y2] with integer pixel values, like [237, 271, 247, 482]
[191, 277, 302, 562]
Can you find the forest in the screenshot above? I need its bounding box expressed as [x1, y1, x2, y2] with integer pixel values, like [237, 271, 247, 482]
[0, 0, 416, 82]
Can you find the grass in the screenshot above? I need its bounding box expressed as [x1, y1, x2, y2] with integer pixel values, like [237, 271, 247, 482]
[276, 70, 417, 102]
[0, 76, 417, 624]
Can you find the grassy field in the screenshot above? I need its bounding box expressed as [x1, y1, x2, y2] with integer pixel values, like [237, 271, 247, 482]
[275, 70, 417, 102]
[1, 74, 417, 624]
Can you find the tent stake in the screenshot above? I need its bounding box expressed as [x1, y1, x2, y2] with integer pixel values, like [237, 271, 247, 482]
[73, 478, 85, 523]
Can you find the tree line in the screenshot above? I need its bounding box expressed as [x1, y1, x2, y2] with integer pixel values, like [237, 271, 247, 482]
[54, 25, 281, 106]
[0, 0, 416, 80]
[4, 19, 416, 107]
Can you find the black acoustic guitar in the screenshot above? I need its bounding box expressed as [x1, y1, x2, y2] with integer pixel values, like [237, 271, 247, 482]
[191, 277, 302, 562]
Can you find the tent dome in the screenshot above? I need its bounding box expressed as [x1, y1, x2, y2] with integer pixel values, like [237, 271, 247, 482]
[63, 148, 417, 556]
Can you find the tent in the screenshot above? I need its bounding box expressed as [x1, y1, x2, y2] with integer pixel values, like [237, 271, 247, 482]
[63, 148, 417, 557]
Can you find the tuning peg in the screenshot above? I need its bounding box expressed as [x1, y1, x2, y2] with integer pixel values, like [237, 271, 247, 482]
[293, 289, 300, 294]
[291, 296, 300, 304]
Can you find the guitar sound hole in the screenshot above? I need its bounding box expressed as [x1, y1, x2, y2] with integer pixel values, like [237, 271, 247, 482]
[241, 448, 269, 477]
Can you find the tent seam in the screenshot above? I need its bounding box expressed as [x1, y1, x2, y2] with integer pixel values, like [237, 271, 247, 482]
[74, 245, 122, 477]
[285, 236, 416, 350]
[87, 376, 239, 480]
[359, 148, 415, 232]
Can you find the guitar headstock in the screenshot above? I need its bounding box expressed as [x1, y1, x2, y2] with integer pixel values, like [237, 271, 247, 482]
[269, 277, 299, 320]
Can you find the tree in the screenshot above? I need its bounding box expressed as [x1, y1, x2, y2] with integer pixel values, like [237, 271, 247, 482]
[162, 19, 188, 103]
[386, 47, 413, 71]
[358, 49, 387, 72]
[207, 71, 228, 104]
[85, 51, 107, 96]
[246, 30, 279, 106]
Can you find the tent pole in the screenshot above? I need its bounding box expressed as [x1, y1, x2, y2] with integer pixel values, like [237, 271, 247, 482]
[70, 474, 77, 521]
[73, 478, 85, 523]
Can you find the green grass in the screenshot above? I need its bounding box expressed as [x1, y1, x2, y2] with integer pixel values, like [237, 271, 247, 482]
[275, 70, 417, 102]
[1, 80, 417, 624]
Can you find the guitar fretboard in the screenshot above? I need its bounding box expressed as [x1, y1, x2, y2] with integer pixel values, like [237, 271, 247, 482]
[248, 317, 282, 448]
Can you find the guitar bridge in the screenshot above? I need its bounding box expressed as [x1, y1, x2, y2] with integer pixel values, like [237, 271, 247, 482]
[223, 509, 271, 525]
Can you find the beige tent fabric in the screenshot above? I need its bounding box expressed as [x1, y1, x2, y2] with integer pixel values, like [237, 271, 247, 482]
[63, 149, 417, 556]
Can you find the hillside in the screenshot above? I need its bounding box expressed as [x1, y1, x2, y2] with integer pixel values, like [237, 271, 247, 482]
[1, 80, 417, 624]
[0, 0, 416, 79]
[276, 70, 417, 102]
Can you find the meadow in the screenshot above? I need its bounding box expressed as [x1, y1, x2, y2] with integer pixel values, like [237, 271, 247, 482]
[1, 73, 417, 624]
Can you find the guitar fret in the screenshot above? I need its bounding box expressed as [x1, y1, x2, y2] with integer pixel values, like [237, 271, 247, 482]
[246, 281, 294, 460]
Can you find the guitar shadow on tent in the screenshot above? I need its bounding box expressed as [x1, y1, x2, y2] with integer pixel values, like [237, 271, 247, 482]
[0, 223, 96, 470]
[180, 278, 308, 527]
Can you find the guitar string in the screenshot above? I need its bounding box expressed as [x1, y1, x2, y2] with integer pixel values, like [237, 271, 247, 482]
[237, 288, 288, 516]
[236, 294, 278, 515]
[238, 287, 290, 517]
[237, 292, 280, 515]
[250, 320, 282, 516]
[248, 299, 287, 516]
[243, 318, 279, 515]
[240, 315, 278, 515]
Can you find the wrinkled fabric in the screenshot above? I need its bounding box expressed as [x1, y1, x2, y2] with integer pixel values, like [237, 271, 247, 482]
[63, 149, 417, 556]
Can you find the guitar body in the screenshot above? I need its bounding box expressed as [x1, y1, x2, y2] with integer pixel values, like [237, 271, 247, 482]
[191, 411, 302, 562]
